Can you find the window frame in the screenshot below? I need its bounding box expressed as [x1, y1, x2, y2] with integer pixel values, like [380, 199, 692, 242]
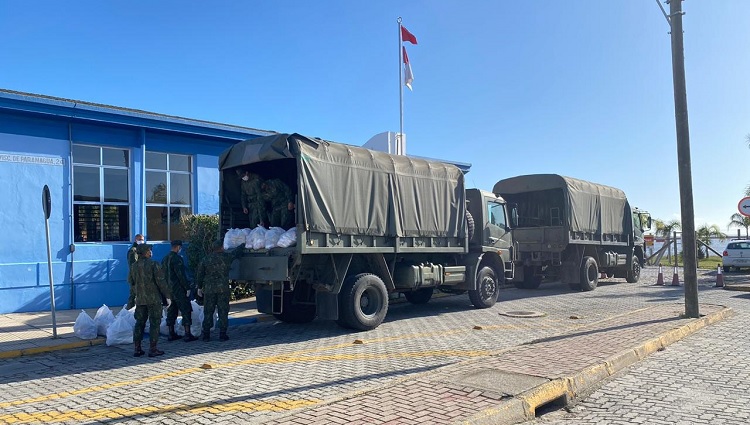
[72, 144, 131, 243]
[144, 151, 193, 242]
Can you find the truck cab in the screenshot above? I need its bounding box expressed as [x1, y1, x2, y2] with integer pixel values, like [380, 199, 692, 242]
[466, 188, 515, 282]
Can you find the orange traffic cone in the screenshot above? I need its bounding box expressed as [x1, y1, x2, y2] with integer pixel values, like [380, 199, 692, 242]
[656, 265, 664, 286]
[715, 265, 724, 288]
[671, 265, 680, 286]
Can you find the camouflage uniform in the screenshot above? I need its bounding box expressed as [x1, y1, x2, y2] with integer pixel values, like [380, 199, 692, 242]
[241, 174, 266, 227]
[125, 243, 138, 309]
[262, 178, 294, 228]
[196, 252, 232, 337]
[161, 251, 192, 327]
[128, 248, 171, 346]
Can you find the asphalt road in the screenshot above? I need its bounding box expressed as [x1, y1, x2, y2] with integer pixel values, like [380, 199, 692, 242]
[0, 266, 745, 424]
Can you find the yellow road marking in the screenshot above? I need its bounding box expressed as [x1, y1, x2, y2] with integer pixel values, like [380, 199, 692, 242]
[0, 399, 320, 423]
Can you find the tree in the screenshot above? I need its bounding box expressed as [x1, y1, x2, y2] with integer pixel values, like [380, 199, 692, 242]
[728, 213, 750, 238]
[695, 224, 726, 259]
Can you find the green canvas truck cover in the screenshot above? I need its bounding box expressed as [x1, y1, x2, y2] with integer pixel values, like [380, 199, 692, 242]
[493, 174, 632, 237]
[219, 133, 466, 238]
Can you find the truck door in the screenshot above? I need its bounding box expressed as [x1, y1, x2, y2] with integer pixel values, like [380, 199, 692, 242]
[485, 199, 512, 251]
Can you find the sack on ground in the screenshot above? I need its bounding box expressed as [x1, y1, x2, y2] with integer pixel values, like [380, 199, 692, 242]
[73, 310, 98, 340]
[175, 301, 203, 336]
[116, 304, 136, 328]
[93, 304, 115, 336]
[264, 227, 285, 250]
[106, 315, 134, 346]
[277, 227, 297, 248]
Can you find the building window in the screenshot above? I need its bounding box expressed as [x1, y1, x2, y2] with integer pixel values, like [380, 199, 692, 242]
[73, 145, 130, 242]
[145, 152, 192, 241]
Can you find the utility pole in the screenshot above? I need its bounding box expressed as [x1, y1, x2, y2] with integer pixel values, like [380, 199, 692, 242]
[666, 0, 699, 318]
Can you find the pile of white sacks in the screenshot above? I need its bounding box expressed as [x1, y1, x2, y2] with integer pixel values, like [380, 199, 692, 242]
[223, 226, 297, 251]
[73, 303, 217, 346]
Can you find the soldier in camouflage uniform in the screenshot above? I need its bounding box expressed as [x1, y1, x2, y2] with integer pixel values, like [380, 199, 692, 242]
[161, 240, 198, 342]
[196, 241, 232, 341]
[261, 178, 295, 229]
[240, 170, 266, 228]
[125, 234, 145, 309]
[128, 243, 172, 357]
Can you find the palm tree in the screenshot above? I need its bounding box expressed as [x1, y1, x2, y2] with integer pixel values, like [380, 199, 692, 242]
[728, 213, 750, 238]
[695, 224, 726, 259]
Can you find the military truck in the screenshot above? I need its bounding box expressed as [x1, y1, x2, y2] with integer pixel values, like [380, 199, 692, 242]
[493, 174, 651, 291]
[219, 133, 514, 331]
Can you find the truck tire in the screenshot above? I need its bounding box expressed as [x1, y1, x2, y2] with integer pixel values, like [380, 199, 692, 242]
[515, 266, 543, 289]
[466, 210, 475, 241]
[404, 287, 434, 304]
[469, 266, 499, 308]
[626, 256, 641, 283]
[579, 256, 599, 291]
[336, 273, 389, 331]
[272, 289, 316, 324]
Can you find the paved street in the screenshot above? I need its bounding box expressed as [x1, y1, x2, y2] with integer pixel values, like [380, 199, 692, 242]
[0, 266, 746, 424]
[530, 271, 750, 425]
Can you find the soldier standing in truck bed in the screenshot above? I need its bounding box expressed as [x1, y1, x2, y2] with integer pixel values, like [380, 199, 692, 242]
[240, 170, 265, 228]
[261, 178, 295, 229]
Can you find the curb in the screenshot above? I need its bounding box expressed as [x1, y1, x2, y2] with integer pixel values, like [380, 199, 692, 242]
[457, 306, 734, 425]
[0, 337, 106, 360]
[723, 284, 750, 292]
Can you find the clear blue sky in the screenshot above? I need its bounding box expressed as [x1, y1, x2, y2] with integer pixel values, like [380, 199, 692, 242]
[2, 1, 748, 233]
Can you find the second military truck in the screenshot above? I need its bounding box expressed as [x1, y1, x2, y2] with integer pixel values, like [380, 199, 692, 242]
[219, 133, 514, 331]
[494, 174, 651, 291]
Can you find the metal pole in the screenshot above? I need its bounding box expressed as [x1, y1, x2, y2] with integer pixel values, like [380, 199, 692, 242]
[668, 0, 699, 318]
[45, 214, 58, 338]
[398, 17, 404, 149]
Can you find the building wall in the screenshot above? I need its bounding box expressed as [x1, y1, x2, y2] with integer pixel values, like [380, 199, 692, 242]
[0, 95, 266, 313]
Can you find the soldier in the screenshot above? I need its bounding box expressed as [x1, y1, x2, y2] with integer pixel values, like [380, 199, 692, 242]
[128, 243, 172, 357]
[196, 241, 232, 341]
[125, 234, 145, 309]
[161, 240, 198, 342]
[261, 178, 295, 229]
[240, 170, 266, 228]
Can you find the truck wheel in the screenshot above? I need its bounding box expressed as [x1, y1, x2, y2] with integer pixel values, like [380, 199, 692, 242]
[626, 256, 641, 283]
[466, 210, 475, 241]
[336, 273, 389, 331]
[469, 266, 499, 308]
[515, 266, 543, 289]
[404, 288, 434, 304]
[579, 256, 598, 291]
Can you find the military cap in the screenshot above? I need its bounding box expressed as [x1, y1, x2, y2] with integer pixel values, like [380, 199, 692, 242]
[170, 240, 183, 247]
[136, 243, 152, 255]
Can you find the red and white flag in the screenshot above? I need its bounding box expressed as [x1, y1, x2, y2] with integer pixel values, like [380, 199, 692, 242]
[401, 26, 418, 44]
[403, 46, 414, 90]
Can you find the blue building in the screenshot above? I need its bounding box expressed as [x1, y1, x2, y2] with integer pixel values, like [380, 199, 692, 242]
[0, 89, 271, 313]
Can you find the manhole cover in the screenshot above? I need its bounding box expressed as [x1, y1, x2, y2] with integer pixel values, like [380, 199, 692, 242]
[499, 311, 546, 318]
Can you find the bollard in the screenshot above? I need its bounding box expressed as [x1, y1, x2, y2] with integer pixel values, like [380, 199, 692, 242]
[656, 264, 665, 286]
[671, 265, 680, 286]
[715, 265, 724, 288]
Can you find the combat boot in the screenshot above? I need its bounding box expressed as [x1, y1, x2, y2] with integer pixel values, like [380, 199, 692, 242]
[148, 342, 164, 357]
[219, 331, 229, 341]
[167, 325, 180, 341]
[133, 341, 145, 357]
[201, 331, 210, 342]
[183, 325, 198, 342]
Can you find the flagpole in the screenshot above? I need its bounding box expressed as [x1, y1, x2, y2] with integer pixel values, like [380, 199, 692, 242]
[398, 17, 404, 151]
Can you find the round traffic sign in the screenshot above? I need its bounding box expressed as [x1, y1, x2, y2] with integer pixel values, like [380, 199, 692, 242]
[738, 197, 750, 217]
